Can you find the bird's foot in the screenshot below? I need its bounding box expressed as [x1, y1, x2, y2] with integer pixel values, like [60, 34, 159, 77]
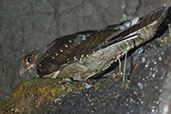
[112, 57, 123, 79]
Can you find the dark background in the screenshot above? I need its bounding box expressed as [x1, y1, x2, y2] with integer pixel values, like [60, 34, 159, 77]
[0, 0, 171, 106]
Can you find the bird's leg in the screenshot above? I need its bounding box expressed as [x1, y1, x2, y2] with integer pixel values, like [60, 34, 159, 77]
[117, 58, 123, 75]
[112, 57, 123, 79]
[112, 42, 129, 81]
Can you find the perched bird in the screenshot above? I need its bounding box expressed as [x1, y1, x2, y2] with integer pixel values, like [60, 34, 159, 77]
[19, 6, 170, 81]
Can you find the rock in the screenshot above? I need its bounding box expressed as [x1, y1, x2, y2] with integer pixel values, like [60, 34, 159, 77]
[0, 31, 170, 114]
[0, 78, 86, 113]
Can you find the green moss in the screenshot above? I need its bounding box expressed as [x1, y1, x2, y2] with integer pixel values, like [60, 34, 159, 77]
[0, 78, 88, 113]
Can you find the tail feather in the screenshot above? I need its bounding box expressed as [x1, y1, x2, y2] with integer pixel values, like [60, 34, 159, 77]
[106, 6, 168, 45]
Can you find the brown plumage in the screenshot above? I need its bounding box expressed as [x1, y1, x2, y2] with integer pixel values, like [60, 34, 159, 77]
[19, 6, 170, 81]
[37, 30, 116, 77]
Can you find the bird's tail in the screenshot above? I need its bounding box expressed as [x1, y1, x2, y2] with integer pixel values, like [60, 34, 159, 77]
[106, 6, 170, 45]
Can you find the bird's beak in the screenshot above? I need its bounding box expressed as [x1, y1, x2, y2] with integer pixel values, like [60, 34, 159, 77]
[19, 66, 27, 75]
[19, 64, 35, 75]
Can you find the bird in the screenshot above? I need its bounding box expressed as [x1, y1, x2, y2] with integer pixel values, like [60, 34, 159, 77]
[19, 6, 170, 81]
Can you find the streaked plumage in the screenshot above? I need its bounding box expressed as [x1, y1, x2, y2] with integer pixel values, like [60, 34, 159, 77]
[20, 6, 171, 81]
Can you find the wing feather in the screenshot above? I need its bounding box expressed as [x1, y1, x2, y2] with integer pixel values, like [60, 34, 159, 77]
[37, 30, 114, 76]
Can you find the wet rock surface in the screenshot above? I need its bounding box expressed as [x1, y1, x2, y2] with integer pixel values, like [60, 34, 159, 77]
[0, 0, 171, 113]
[0, 33, 170, 113]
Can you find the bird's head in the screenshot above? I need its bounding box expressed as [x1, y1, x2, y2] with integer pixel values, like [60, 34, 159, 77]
[19, 50, 40, 75]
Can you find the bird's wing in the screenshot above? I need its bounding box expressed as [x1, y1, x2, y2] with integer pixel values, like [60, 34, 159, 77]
[36, 6, 168, 77]
[37, 30, 116, 76]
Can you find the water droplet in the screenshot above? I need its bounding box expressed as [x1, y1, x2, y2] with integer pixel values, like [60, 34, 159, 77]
[158, 56, 162, 61]
[156, 101, 159, 105]
[137, 48, 144, 54]
[159, 89, 163, 93]
[133, 91, 137, 95]
[130, 98, 134, 103]
[150, 68, 153, 71]
[160, 76, 164, 80]
[145, 76, 149, 79]
[151, 108, 155, 113]
[151, 105, 157, 113]
[152, 73, 156, 78]
[140, 100, 144, 104]
[154, 85, 158, 89]
[125, 103, 129, 107]
[137, 82, 143, 90]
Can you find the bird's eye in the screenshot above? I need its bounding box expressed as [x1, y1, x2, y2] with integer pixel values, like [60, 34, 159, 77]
[27, 57, 32, 63]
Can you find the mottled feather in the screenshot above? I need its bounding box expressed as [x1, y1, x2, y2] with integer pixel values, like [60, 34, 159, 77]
[37, 30, 117, 76]
[33, 6, 169, 78]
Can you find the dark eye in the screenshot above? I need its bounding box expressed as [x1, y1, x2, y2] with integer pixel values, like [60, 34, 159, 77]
[27, 57, 32, 63]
